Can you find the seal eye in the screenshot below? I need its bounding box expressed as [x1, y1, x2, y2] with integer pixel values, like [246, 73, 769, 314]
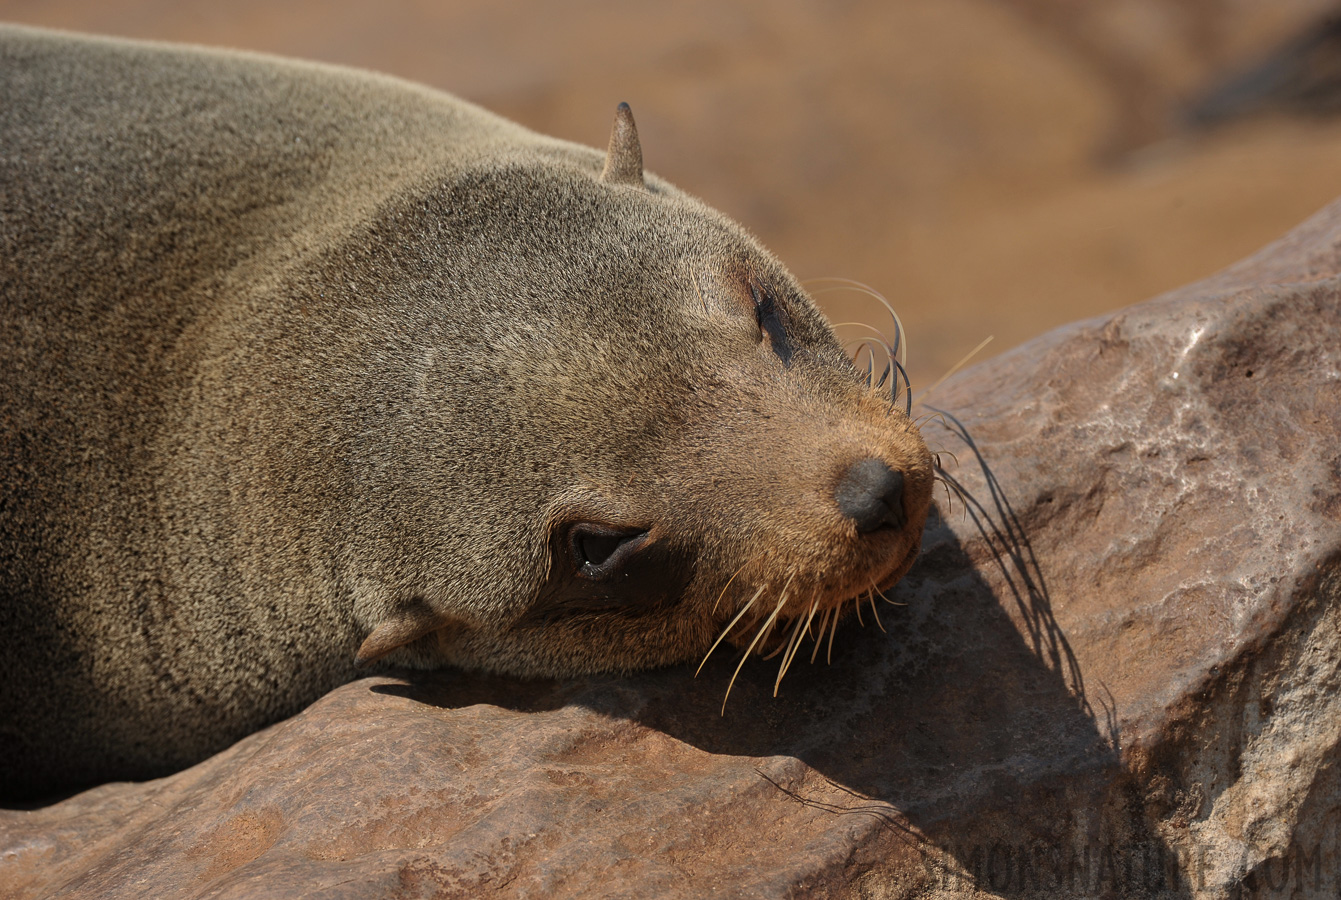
[751, 283, 793, 365]
[569, 522, 650, 579]
[579, 531, 625, 568]
[526, 522, 691, 622]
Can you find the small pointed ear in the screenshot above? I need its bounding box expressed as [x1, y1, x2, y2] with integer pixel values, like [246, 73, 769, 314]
[600, 102, 646, 188]
[354, 603, 450, 667]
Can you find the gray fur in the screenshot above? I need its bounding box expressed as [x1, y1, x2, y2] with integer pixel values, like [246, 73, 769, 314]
[0, 26, 932, 799]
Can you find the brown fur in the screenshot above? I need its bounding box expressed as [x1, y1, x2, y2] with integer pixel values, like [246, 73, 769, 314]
[0, 26, 933, 800]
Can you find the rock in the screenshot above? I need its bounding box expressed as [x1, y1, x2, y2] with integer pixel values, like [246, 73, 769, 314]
[3, 201, 1340, 898]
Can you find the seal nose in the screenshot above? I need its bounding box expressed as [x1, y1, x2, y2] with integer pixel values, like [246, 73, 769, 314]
[835, 458, 906, 533]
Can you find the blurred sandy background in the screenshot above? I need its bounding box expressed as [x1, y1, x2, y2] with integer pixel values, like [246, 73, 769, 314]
[6, 0, 1341, 387]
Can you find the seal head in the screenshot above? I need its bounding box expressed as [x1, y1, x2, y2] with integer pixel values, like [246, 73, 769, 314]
[342, 104, 934, 677]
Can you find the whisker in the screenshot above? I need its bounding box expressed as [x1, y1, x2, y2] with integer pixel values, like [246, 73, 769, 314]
[914, 335, 993, 407]
[834, 321, 896, 342]
[823, 287, 907, 406]
[933, 472, 971, 515]
[933, 448, 960, 468]
[853, 592, 865, 627]
[773, 604, 811, 696]
[696, 584, 766, 677]
[758, 584, 795, 661]
[801, 593, 822, 641]
[891, 357, 912, 416]
[826, 599, 841, 664]
[776, 595, 819, 690]
[879, 582, 908, 607]
[938, 473, 970, 499]
[842, 336, 896, 396]
[760, 632, 789, 660]
[916, 411, 951, 430]
[760, 573, 797, 649]
[722, 576, 793, 715]
[810, 606, 833, 664]
[805, 277, 907, 369]
[712, 553, 761, 615]
[866, 587, 886, 632]
[843, 339, 881, 390]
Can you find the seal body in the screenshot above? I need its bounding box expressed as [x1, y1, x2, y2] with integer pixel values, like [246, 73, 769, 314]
[0, 26, 933, 800]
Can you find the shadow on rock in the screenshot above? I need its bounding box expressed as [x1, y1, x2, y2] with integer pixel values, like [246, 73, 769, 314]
[376, 411, 1189, 898]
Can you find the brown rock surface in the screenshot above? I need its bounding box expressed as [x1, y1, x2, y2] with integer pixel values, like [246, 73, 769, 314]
[4, 198, 1340, 900]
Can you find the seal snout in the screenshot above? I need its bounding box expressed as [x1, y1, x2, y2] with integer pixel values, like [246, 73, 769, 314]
[834, 458, 906, 533]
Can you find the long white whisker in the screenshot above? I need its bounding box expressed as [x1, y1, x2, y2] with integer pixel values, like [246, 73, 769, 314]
[915, 335, 993, 406]
[867, 588, 886, 633]
[711, 554, 760, 615]
[772, 606, 809, 696]
[755, 574, 795, 661]
[759, 585, 792, 662]
[810, 606, 834, 664]
[775, 596, 820, 695]
[696, 584, 766, 677]
[721, 575, 793, 715]
[826, 600, 842, 664]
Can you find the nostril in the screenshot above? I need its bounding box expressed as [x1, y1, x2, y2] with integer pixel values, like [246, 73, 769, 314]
[835, 458, 906, 534]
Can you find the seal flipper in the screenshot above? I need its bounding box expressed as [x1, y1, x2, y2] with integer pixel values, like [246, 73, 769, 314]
[354, 603, 451, 667]
[599, 102, 646, 188]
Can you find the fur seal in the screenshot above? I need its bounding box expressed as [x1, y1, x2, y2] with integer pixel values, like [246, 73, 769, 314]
[0, 26, 933, 800]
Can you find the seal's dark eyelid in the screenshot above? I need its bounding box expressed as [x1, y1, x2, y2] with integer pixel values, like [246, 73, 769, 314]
[568, 522, 650, 578]
[751, 283, 794, 366]
[579, 531, 625, 568]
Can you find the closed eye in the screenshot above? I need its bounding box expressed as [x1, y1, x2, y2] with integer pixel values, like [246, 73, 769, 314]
[751, 283, 793, 365]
